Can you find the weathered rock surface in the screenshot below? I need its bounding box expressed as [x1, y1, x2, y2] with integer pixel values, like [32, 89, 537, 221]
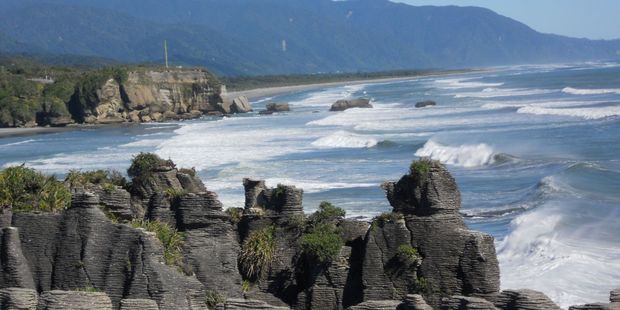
[403, 294, 433, 310]
[441, 295, 498, 310]
[494, 289, 560, 310]
[415, 100, 436, 108]
[329, 98, 372, 111]
[569, 289, 620, 310]
[38, 290, 113, 310]
[0, 287, 38, 309]
[216, 298, 289, 309]
[347, 300, 402, 309]
[119, 298, 160, 310]
[71, 69, 223, 124]
[219, 96, 252, 114]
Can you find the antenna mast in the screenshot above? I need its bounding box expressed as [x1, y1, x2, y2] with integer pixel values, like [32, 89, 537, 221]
[164, 40, 169, 68]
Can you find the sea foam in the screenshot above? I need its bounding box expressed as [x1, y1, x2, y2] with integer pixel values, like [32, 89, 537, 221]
[517, 105, 620, 120]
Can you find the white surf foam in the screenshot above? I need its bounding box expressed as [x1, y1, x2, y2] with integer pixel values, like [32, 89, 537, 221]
[562, 87, 620, 95]
[414, 140, 496, 168]
[288, 84, 366, 108]
[312, 131, 379, 149]
[264, 178, 376, 194]
[0, 139, 36, 147]
[498, 203, 620, 308]
[481, 99, 608, 110]
[517, 106, 620, 120]
[433, 78, 504, 90]
[454, 88, 552, 98]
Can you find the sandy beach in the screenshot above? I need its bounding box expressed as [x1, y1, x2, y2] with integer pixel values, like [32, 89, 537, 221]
[0, 127, 75, 139]
[225, 70, 479, 100]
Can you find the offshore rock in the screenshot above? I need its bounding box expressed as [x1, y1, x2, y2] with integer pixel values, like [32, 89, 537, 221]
[494, 289, 560, 310]
[259, 103, 290, 115]
[415, 100, 436, 108]
[219, 96, 252, 114]
[329, 98, 373, 111]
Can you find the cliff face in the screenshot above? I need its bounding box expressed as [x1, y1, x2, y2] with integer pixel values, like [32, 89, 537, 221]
[0, 158, 616, 309]
[69, 69, 250, 125]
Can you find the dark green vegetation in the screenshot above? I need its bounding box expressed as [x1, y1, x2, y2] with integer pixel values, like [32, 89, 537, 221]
[0, 165, 71, 213]
[127, 153, 175, 181]
[396, 245, 420, 264]
[205, 290, 226, 308]
[410, 158, 439, 180]
[300, 202, 346, 264]
[64, 169, 127, 189]
[130, 219, 186, 268]
[1, 0, 619, 76]
[238, 226, 277, 280]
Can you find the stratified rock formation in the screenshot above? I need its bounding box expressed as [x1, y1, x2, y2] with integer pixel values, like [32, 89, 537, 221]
[0, 155, 614, 309]
[329, 98, 373, 111]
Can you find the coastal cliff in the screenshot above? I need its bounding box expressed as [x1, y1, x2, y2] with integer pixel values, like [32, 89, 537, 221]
[0, 64, 252, 128]
[0, 156, 616, 309]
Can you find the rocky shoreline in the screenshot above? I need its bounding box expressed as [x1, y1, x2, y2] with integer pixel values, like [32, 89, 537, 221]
[0, 156, 616, 309]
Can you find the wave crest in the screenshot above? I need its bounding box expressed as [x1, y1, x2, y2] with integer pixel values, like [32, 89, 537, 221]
[517, 106, 620, 120]
[414, 140, 496, 168]
[312, 131, 379, 148]
[562, 87, 620, 95]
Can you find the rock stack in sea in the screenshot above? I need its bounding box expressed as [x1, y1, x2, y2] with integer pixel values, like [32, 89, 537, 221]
[0, 155, 615, 309]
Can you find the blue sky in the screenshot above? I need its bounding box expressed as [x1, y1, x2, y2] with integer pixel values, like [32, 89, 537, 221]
[393, 0, 620, 40]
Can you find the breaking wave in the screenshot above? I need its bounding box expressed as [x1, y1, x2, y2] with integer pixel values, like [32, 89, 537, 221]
[414, 140, 497, 168]
[517, 105, 620, 120]
[312, 131, 379, 148]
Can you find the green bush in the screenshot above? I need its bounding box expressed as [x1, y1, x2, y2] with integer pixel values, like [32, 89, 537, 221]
[238, 226, 276, 279]
[65, 169, 127, 188]
[310, 201, 345, 224]
[414, 276, 431, 294]
[299, 223, 343, 264]
[131, 220, 186, 268]
[409, 158, 437, 179]
[396, 244, 420, 264]
[127, 153, 175, 181]
[0, 165, 71, 213]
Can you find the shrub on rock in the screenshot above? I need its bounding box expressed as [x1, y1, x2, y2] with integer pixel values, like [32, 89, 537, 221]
[0, 165, 71, 212]
[239, 226, 277, 279]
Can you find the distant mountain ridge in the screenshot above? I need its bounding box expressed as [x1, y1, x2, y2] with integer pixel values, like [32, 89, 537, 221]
[1, 0, 619, 75]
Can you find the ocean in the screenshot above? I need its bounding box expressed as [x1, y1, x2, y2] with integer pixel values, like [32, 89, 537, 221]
[1, 62, 619, 308]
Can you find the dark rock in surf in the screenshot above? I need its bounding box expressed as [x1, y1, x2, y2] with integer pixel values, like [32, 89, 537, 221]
[329, 98, 373, 111]
[260, 102, 290, 115]
[415, 100, 436, 108]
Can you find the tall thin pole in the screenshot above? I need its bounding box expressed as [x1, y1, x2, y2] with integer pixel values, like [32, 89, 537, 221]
[164, 40, 169, 68]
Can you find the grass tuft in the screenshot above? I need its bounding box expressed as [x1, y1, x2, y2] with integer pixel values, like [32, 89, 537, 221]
[238, 226, 277, 280]
[131, 220, 186, 268]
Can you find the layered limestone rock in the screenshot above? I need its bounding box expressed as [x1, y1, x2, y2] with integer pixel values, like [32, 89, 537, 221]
[366, 160, 500, 307]
[569, 289, 620, 310]
[0, 287, 38, 309]
[2, 192, 206, 309]
[441, 295, 498, 310]
[38, 290, 113, 310]
[119, 298, 160, 310]
[71, 69, 225, 124]
[494, 290, 560, 310]
[329, 98, 372, 111]
[219, 95, 253, 114]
